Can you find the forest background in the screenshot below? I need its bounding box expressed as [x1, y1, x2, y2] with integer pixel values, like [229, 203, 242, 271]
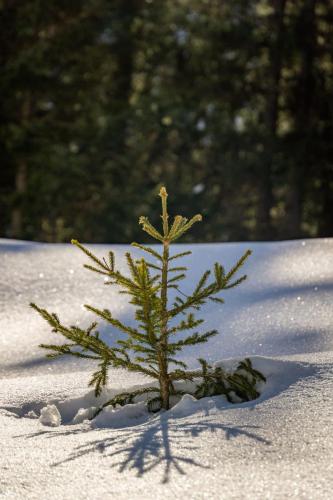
[1, 0, 332, 244]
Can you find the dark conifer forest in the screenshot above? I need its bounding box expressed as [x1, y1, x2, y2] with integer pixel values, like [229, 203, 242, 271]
[1, 0, 332, 243]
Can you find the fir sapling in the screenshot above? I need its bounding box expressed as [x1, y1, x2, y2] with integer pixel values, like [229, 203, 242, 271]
[31, 187, 265, 416]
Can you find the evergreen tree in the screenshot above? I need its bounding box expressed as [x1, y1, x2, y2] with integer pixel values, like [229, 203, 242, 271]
[31, 187, 264, 414]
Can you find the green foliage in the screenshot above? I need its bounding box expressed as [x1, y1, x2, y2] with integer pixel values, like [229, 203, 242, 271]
[1, 1, 333, 242]
[194, 358, 266, 403]
[31, 187, 264, 416]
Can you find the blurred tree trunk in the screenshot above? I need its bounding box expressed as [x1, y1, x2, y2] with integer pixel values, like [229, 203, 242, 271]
[317, 1, 333, 237]
[10, 94, 30, 239]
[319, 165, 333, 236]
[284, 0, 317, 238]
[256, 0, 287, 240]
[93, 0, 144, 243]
[107, 0, 142, 153]
[10, 161, 27, 238]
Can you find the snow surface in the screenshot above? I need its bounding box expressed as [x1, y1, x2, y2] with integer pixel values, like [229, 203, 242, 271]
[1, 238, 333, 499]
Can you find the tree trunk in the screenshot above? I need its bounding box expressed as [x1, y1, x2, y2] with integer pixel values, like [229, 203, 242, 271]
[10, 94, 31, 238]
[318, 165, 333, 236]
[159, 191, 170, 410]
[284, 0, 317, 238]
[11, 160, 28, 238]
[256, 0, 287, 240]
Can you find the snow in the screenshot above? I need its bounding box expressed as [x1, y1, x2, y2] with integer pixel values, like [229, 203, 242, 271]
[1, 237, 333, 499]
[92, 402, 149, 429]
[72, 406, 97, 425]
[169, 394, 199, 417]
[39, 404, 61, 427]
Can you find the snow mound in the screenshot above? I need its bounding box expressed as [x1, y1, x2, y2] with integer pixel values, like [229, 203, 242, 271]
[169, 394, 199, 417]
[92, 401, 149, 429]
[39, 404, 61, 427]
[72, 406, 97, 424]
[215, 355, 315, 402]
[24, 410, 38, 419]
[15, 356, 314, 429]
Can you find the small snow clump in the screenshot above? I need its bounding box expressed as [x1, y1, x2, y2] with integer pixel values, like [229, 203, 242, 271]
[39, 404, 61, 427]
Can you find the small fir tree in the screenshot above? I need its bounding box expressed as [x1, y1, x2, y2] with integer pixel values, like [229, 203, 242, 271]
[31, 187, 265, 415]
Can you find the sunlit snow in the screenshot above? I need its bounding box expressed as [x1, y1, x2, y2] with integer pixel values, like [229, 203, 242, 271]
[1, 238, 333, 499]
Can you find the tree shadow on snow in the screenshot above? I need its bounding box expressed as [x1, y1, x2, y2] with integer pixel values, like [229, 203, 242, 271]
[16, 412, 271, 483]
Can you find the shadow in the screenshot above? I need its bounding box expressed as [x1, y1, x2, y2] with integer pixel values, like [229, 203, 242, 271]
[238, 281, 333, 305]
[0, 239, 43, 253]
[0, 408, 22, 419]
[254, 327, 333, 356]
[4, 355, 94, 374]
[15, 412, 271, 483]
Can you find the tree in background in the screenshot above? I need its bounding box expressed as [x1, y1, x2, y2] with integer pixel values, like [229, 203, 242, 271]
[1, 0, 332, 243]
